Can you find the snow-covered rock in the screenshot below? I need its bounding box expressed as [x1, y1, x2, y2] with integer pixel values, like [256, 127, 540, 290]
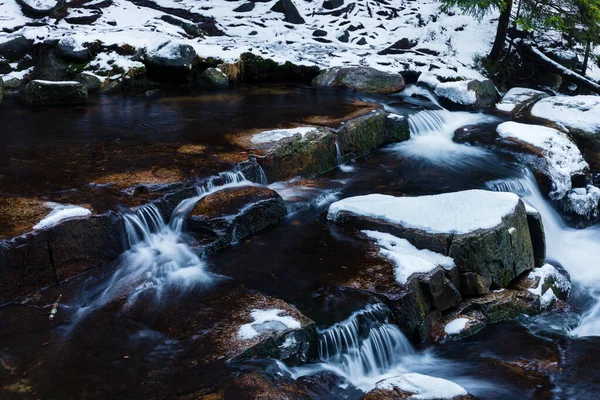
[562, 185, 600, 220]
[494, 87, 548, 115]
[312, 66, 406, 94]
[33, 203, 91, 230]
[56, 36, 90, 63]
[444, 318, 470, 335]
[527, 264, 571, 310]
[0, 35, 29, 61]
[16, 0, 61, 18]
[145, 41, 197, 76]
[527, 95, 600, 170]
[328, 190, 537, 288]
[434, 79, 498, 110]
[19, 80, 88, 105]
[195, 67, 229, 89]
[361, 373, 472, 400]
[497, 121, 589, 200]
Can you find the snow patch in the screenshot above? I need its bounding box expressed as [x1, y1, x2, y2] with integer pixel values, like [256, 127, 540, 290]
[34, 203, 91, 230]
[530, 96, 600, 133]
[237, 309, 301, 340]
[528, 264, 571, 309]
[374, 373, 468, 400]
[251, 127, 318, 144]
[497, 121, 588, 199]
[444, 318, 469, 335]
[434, 81, 477, 106]
[564, 185, 600, 217]
[329, 190, 520, 235]
[363, 230, 455, 285]
[495, 87, 547, 114]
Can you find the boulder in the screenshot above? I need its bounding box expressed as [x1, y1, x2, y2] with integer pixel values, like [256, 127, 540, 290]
[494, 87, 548, 116]
[33, 51, 68, 81]
[525, 95, 600, 171]
[64, 9, 103, 25]
[187, 185, 287, 251]
[19, 80, 88, 106]
[145, 41, 196, 82]
[239, 52, 320, 82]
[0, 77, 3, 104]
[2, 77, 24, 97]
[16, 0, 63, 18]
[259, 128, 338, 182]
[313, 66, 406, 94]
[328, 190, 537, 288]
[75, 72, 101, 92]
[323, 0, 344, 9]
[0, 35, 29, 61]
[360, 374, 474, 400]
[233, 2, 255, 12]
[271, 0, 305, 24]
[434, 79, 498, 110]
[56, 36, 90, 63]
[195, 67, 229, 89]
[336, 111, 410, 162]
[525, 206, 546, 268]
[160, 15, 204, 37]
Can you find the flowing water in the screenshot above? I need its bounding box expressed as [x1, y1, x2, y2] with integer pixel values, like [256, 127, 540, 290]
[1, 85, 600, 399]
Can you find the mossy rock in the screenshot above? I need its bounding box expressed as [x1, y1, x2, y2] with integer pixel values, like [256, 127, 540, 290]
[312, 66, 406, 94]
[240, 52, 320, 82]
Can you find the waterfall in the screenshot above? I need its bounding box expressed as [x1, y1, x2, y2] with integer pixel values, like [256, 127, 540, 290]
[257, 164, 269, 186]
[487, 168, 600, 336]
[318, 304, 414, 380]
[397, 84, 442, 108]
[74, 169, 256, 317]
[334, 139, 355, 172]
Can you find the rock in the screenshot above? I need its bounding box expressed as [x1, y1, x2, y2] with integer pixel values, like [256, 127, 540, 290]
[16, 0, 62, 18]
[33, 51, 68, 81]
[100, 79, 121, 94]
[56, 37, 90, 63]
[240, 52, 320, 82]
[313, 29, 328, 37]
[188, 185, 287, 251]
[460, 272, 491, 297]
[2, 77, 24, 97]
[494, 87, 548, 116]
[535, 72, 563, 91]
[323, 0, 344, 9]
[160, 15, 203, 37]
[419, 268, 461, 311]
[378, 38, 418, 55]
[0, 232, 56, 304]
[336, 110, 410, 162]
[195, 67, 229, 89]
[0, 77, 3, 104]
[271, 0, 305, 24]
[259, 127, 337, 182]
[356, 37, 368, 45]
[75, 72, 101, 92]
[233, 2, 255, 12]
[562, 185, 600, 221]
[525, 206, 546, 268]
[338, 30, 350, 42]
[522, 263, 571, 309]
[145, 41, 196, 82]
[0, 35, 29, 61]
[434, 79, 498, 110]
[19, 80, 88, 106]
[46, 212, 127, 281]
[525, 95, 600, 171]
[360, 373, 474, 400]
[64, 9, 103, 25]
[328, 190, 536, 288]
[312, 66, 406, 94]
[218, 371, 313, 399]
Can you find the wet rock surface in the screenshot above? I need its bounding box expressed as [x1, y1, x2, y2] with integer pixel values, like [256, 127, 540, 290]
[18, 80, 87, 105]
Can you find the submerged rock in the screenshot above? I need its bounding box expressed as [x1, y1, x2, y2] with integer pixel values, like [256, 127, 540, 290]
[19, 80, 88, 106]
[188, 185, 287, 251]
[525, 95, 600, 171]
[312, 66, 406, 94]
[434, 79, 498, 110]
[494, 87, 548, 116]
[361, 373, 474, 400]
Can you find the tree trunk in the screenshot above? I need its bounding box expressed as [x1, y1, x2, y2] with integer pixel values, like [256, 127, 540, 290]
[582, 39, 591, 76]
[488, 0, 513, 61]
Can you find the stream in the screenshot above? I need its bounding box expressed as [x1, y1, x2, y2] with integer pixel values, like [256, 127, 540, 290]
[1, 85, 599, 399]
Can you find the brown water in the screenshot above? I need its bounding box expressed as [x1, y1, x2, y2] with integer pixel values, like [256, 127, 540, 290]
[0, 86, 598, 399]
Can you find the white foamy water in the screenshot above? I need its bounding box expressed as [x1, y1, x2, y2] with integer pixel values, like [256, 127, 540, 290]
[487, 170, 600, 337]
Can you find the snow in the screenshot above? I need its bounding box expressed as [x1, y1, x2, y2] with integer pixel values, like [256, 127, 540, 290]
[508, 227, 517, 235]
[328, 190, 520, 235]
[495, 87, 547, 114]
[21, 0, 58, 11]
[564, 185, 600, 217]
[434, 80, 477, 105]
[374, 373, 468, 400]
[497, 121, 588, 199]
[528, 264, 571, 309]
[363, 230, 455, 285]
[525, 203, 539, 216]
[32, 80, 82, 85]
[58, 35, 87, 52]
[33, 203, 91, 230]
[251, 127, 318, 145]
[88, 52, 144, 76]
[530, 96, 600, 133]
[237, 309, 301, 340]
[1, 0, 495, 82]
[444, 318, 469, 335]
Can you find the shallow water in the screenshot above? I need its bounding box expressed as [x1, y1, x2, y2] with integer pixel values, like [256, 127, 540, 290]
[1, 85, 599, 399]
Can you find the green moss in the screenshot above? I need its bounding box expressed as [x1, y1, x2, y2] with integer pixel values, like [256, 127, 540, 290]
[240, 52, 319, 82]
[66, 62, 88, 78]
